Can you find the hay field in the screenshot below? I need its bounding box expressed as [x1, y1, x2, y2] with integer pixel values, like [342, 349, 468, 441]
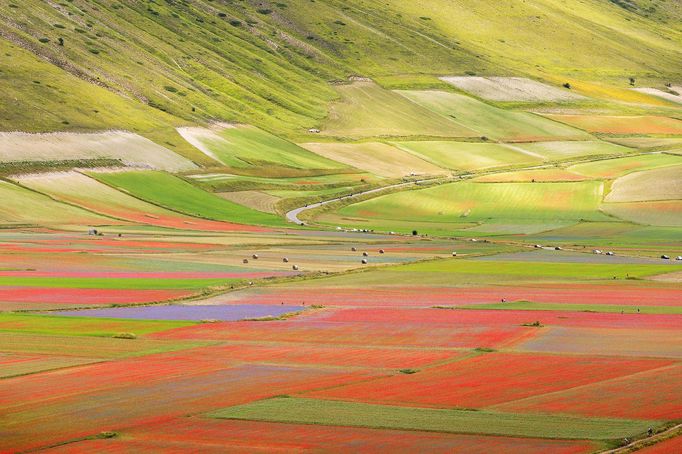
[440, 76, 585, 102]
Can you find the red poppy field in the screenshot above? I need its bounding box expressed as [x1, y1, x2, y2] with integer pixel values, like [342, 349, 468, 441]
[1, 199, 681, 452]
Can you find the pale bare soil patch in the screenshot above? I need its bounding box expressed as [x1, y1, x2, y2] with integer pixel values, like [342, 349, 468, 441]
[217, 191, 281, 214]
[632, 87, 682, 104]
[0, 131, 197, 172]
[440, 76, 585, 102]
[606, 165, 682, 202]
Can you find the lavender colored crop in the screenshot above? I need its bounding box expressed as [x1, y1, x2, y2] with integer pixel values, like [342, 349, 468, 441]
[53, 304, 302, 321]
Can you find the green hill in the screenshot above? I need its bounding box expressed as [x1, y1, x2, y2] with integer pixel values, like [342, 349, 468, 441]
[0, 0, 680, 146]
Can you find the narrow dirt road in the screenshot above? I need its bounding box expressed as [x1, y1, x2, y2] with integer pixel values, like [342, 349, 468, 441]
[285, 179, 435, 224]
[600, 424, 682, 453]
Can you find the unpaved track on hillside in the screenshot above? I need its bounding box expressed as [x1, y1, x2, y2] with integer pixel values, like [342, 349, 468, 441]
[285, 179, 435, 224]
[600, 423, 682, 453]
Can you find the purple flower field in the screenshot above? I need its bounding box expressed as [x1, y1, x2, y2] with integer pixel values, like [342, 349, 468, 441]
[52, 304, 302, 321]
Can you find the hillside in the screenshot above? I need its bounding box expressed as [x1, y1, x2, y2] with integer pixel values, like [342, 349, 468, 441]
[0, 0, 680, 146]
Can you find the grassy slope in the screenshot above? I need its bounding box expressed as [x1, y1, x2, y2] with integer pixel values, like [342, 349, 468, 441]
[92, 171, 289, 227]
[396, 90, 591, 141]
[0, 0, 679, 145]
[210, 397, 656, 440]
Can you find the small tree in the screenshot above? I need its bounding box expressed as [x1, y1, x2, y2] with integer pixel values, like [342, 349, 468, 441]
[629, 77, 636, 86]
[563, 82, 571, 89]
[412, 230, 418, 236]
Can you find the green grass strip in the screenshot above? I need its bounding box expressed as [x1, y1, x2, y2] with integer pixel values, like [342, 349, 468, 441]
[399, 260, 674, 279]
[0, 277, 240, 290]
[458, 302, 682, 314]
[0, 314, 194, 337]
[209, 397, 657, 440]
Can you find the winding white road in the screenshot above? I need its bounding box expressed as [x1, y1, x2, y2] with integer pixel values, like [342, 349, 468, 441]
[285, 179, 436, 225]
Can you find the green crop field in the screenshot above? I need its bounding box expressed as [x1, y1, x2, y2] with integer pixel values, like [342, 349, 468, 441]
[393, 141, 542, 171]
[0, 314, 193, 338]
[179, 125, 343, 170]
[335, 181, 609, 230]
[0, 180, 112, 227]
[515, 141, 634, 161]
[0, 333, 207, 359]
[321, 82, 477, 138]
[569, 154, 682, 178]
[92, 171, 288, 227]
[396, 91, 591, 141]
[210, 397, 656, 440]
[0, 277, 238, 290]
[397, 259, 674, 280]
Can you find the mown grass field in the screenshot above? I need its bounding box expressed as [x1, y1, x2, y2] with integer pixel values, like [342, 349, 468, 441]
[211, 397, 657, 440]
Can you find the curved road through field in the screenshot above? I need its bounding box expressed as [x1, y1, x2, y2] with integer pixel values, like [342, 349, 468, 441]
[286, 179, 437, 225]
